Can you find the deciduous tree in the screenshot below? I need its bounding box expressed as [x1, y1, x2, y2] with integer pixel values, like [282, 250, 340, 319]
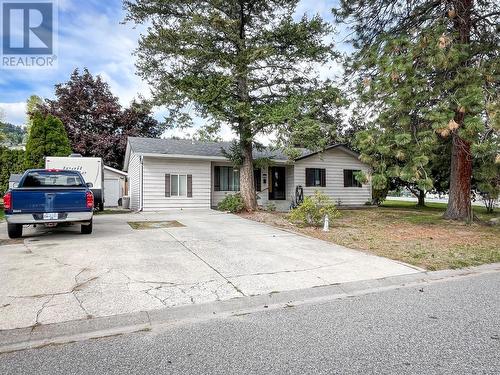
[42, 69, 164, 169]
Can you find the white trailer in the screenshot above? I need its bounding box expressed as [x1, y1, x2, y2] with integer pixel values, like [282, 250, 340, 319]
[45, 155, 105, 210]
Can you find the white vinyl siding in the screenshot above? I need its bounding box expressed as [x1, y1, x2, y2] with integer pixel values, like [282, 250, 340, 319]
[142, 157, 210, 210]
[127, 146, 371, 211]
[294, 148, 371, 206]
[128, 154, 142, 211]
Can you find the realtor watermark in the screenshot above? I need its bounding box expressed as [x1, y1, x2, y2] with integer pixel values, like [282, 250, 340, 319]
[1, 0, 58, 69]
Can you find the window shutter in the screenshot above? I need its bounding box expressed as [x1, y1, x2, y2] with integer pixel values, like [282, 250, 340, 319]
[320, 169, 326, 187]
[305, 168, 313, 187]
[165, 174, 171, 197]
[187, 174, 193, 197]
[214, 166, 220, 191]
[343, 170, 349, 187]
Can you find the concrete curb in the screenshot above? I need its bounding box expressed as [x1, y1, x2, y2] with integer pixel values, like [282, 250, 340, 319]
[0, 262, 499, 354]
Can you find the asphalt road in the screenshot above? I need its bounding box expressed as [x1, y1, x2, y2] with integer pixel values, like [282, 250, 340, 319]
[1, 272, 499, 375]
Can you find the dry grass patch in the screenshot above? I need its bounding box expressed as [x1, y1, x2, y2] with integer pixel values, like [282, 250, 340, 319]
[128, 221, 185, 230]
[239, 207, 500, 271]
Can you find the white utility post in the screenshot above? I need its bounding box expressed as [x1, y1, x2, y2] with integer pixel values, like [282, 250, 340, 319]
[323, 214, 330, 232]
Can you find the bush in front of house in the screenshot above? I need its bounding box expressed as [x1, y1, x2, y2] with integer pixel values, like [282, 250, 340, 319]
[266, 202, 277, 212]
[218, 193, 245, 213]
[289, 191, 340, 227]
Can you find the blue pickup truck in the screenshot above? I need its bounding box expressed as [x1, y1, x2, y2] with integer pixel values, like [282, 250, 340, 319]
[3, 169, 94, 239]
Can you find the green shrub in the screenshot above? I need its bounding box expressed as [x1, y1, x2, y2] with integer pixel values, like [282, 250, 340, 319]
[372, 186, 389, 206]
[289, 191, 340, 227]
[0, 147, 25, 194]
[218, 193, 245, 213]
[266, 202, 277, 212]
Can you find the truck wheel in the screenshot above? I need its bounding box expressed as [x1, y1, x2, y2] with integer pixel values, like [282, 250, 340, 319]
[98, 202, 104, 211]
[81, 220, 93, 234]
[7, 224, 23, 239]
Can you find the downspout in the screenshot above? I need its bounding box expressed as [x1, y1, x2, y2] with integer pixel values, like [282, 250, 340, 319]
[139, 155, 144, 211]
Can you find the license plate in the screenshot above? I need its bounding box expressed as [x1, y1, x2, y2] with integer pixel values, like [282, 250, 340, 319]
[43, 213, 58, 220]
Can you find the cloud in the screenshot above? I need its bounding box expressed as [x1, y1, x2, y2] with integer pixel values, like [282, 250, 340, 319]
[0, 102, 27, 126]
[0, 0, 350, 141]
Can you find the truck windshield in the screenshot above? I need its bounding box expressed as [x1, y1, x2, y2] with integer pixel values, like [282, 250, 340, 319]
[20, 171, 85, 188]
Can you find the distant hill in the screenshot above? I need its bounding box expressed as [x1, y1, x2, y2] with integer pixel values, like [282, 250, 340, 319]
[0, 122, 26, 145]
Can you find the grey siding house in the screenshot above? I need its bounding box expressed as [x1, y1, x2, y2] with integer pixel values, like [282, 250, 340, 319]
[123, 137, 372, 211]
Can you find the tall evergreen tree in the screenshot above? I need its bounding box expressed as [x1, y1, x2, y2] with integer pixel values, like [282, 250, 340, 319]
[25, 95, 43, 138]
[124, 0, 338, 211]
[25, 113, 72, 168]
[334, 0, 499, 220]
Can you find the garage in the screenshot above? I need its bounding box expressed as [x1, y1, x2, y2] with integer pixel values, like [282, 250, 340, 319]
[103, 166, 127, 207]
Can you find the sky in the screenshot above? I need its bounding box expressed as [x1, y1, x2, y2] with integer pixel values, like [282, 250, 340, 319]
[0, 0, 347, 141]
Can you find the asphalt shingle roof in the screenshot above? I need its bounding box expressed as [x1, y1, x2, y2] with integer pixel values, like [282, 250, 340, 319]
[128, 137, 300, 161]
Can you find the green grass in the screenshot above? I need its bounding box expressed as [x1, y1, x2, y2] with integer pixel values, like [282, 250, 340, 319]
[0, 210, 4, 221]
[381, 199, 497, 219]
[245, 203, 500, 271]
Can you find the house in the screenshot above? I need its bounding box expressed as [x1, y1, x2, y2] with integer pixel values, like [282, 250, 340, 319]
[123, 137, 372, 211]
[103, 165, 128, 207]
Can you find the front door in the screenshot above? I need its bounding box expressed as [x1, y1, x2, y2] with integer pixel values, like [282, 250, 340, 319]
[269, 167, 286, 200]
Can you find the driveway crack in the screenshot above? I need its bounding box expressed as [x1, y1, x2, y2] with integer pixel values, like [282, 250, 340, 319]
[227, 264, 340, 279]
[164, 231, 245, 297]
[30, 295, 54, 334]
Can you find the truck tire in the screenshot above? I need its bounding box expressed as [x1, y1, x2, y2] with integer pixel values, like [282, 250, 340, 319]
[8, 224, 23, 239]
[98, 202, 104, 211]
[81, 220, 93, 234]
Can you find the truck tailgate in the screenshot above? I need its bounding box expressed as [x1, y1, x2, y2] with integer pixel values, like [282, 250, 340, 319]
[10, 189, 90, 213]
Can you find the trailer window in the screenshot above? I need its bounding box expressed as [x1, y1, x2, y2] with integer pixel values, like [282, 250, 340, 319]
[20, 171, 85, 188]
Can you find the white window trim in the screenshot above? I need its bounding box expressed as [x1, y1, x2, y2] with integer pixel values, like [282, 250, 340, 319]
[170, 174, 188, 197]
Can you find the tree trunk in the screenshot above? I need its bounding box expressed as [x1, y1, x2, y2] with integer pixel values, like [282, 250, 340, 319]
[417, 189, 425, 207]
[239, 139, 257, 211]
[444, 133, 472, 220]
[444, 0, 474, 220]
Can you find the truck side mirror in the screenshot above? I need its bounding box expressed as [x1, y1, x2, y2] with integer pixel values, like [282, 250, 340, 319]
[86, 182, 93, 188]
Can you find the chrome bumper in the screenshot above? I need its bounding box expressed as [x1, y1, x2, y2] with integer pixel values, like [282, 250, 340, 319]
[6, 212, 93, 225]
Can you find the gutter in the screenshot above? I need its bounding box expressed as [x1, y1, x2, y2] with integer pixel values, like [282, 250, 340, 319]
[139, 155, 144, 212]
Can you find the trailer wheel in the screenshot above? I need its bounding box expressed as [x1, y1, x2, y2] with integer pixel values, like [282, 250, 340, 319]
[81, 219, 93, 234]
[7, 224, 23, 239]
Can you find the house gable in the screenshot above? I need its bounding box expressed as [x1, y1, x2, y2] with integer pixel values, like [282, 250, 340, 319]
[293, 147, 371, 206]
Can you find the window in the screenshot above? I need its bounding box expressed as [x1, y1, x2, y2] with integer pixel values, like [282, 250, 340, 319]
[343, 169, 362, 188]
[165, 174, 192, 197]
[214, 166, 240, 191]
[305, 168, 326, 187]
[171, 174, 187, 196]
[21, 171, 85, 188]
[254, 169, 262, 192]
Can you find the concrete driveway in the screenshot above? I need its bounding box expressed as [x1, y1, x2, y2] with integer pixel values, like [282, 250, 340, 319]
[0, 210, 420, 330]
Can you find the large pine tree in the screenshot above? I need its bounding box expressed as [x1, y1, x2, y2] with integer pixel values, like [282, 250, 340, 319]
[124, 0, 338, 211]
[334, 0, 499, 220]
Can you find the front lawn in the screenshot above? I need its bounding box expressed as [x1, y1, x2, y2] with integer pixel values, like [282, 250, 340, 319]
[240, 204, 500, 271]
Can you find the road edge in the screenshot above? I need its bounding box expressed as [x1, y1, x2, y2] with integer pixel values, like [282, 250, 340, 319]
[0, 262, 499, 355]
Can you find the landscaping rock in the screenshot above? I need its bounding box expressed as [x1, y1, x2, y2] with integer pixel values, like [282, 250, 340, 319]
[487, 217, 499, 226]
